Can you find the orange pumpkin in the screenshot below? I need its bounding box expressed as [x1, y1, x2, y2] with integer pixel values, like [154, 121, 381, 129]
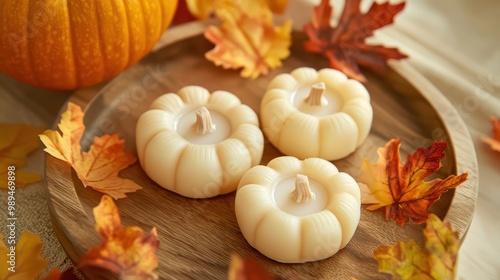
[0, 0, 178, 90]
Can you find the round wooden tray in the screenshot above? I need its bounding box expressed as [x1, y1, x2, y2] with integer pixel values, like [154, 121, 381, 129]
[45, 22, 478, 279]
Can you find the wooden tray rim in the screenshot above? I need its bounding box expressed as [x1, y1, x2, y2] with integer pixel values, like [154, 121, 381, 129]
[43, 20, 479, 271]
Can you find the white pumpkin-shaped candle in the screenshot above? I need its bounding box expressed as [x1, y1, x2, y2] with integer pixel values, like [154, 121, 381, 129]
[235, 156, 360, 263]
[261, 67, 373, 160]
[136, 86, 264, 198]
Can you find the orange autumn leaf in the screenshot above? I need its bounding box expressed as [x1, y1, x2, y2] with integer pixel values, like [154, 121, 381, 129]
[374, 214, 458, 279]
[265, 0, 289, 14]
[78, 195, 159, 279]
[41, 268, 80, 280]
[358, 138, 468, 226]
[74, 134, 141, 199]
[304, 0, 407, 82]
[41, 269, 61, 280]
[0, 231, 48, 279]
[228, 255, 282, 280]
[481, 116, 500, 152]
[39, 102, 141, 199]
[203, 1, 292, 79]
[0, 122, 44, 188]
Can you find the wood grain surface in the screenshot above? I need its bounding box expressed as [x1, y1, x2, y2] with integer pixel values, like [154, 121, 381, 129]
[45, 22, 478, 279]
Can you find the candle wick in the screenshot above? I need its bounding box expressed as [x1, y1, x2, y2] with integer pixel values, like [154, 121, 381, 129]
[195, 106, 215, 134]
[304, 82, 326, 106]
[290, 174, 316, 204]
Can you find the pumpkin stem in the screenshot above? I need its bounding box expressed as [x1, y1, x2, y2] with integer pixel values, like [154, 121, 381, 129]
[304, 82, 326, 106]
[195, 106, 215, 134]
[290, 174, 316, 203]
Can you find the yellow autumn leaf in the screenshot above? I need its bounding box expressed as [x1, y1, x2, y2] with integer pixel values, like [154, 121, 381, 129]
[0, 123, 44, 189]
[204, 14, 292, 79]
[374, 214, 459, 279]
[38, 102, 84, 164]
[39, 102, 141, 199]
[214, 0, 275, 21]
[423, 215, 458, 279]
[374, 239, 431, 279]
[187, 0, 292, 79]
[0, 232, 48, 280]
[78, 195, 159, 279]
[186, 0, 289, 19]
[185, 0, 216, 19]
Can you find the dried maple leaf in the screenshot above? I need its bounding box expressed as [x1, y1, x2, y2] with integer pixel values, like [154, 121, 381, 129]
[304, 0, 407, 82]
[228, 255, 282, 280]
[481, 116, 500, 152]
[374, 214, 458, 279]
[0, 122, 44, 188]
[74, 134, 140, 199]
[204, 13, 291, 79]
[39, 102, 141, 199]
[358, 138, 468, 226]
[0, 231, 48, 279]
[39, 102, 84, 164]
[78, 195, 159, 279]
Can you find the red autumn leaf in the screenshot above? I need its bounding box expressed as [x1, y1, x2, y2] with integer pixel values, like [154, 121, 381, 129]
[304, 0, 407, 82]
[228, 255, 282, 280]
[78, 195, 159, 279]
[42, 268, 80, 280]
[39, 102, 141, 199]
[481, 116, 500, 152]
[173, 0, 197, 24]
[358, 138, 468, 226]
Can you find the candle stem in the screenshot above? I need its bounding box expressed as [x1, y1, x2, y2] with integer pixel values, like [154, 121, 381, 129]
[304, 82, 326, 106]
[290, 174, 316, 203]
[195, 106, 215, 134]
